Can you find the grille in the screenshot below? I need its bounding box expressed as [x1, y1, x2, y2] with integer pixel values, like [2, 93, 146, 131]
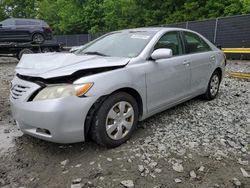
[11, 84, 30, 100]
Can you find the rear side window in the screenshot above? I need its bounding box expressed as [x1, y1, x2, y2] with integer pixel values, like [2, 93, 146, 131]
[15, 20, 40, 26]
[184, 32, 211, 54]
[15, 20, 26, 25]
[29, 21, 40, 25]
[154, 31, 183, 56]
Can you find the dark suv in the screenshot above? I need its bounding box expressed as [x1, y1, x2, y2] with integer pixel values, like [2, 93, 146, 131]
[0, 18, 53, 43]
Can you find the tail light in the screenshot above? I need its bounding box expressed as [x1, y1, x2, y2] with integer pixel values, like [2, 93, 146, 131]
[43, 27, 52, 33]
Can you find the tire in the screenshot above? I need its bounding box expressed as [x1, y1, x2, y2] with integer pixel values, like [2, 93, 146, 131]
[42, 48, 53, 53]
[203, 70, 221, 100]
[90, 92, 139, 148]
[17, 48, 33, 60]
[32, 33, 45, 44]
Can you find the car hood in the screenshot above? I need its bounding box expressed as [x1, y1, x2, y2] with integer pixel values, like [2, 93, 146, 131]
[16, 52, 130, 79]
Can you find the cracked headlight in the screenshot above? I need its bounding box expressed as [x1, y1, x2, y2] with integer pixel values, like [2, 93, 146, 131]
[33, 83, 93, 101]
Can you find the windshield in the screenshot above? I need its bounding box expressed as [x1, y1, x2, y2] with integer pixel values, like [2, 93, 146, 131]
[77, 31, 156, 58]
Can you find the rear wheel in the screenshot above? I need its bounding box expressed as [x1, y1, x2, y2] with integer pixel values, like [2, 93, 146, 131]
[32, 33, 45, 44]
[90, 92, 139, 148]
[17, 48, 33, 60]
[203, 70, 221, 100]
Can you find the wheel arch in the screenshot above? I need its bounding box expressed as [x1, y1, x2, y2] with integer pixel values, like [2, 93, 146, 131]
[32, 31, 45, 36]
[84, 87, 144, 139]
[214, 67, 223, 82]
[113, 87, 143, 119]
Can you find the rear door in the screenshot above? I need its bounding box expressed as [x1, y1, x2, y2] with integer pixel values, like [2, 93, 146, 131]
[14, 20, 32, 39]
[182, 31, 215, 94]
[146, 31, 191, 112]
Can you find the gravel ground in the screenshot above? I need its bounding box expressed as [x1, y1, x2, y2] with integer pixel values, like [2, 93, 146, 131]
[0, 58, 250, 188]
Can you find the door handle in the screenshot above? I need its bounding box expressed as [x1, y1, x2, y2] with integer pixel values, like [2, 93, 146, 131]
[183, 60, 190, 66]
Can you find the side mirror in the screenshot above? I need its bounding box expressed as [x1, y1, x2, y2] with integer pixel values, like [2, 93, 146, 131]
[151, 48, 173, 60]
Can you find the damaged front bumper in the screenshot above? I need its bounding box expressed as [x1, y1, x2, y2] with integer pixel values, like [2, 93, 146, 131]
[10, 76, 97, 144]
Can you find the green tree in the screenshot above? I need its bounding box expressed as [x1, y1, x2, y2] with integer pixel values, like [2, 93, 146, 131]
[0, 1, 6, 21]
[38, 0, 61, 33]
[241, 0, 250, 13]
[81, 0, 104, 34]
[2, 0, 38, 18]
[102, 0, 139, 32]
[134, 0, 186, 26]
[166, 0, 243, 23]
[38, 0, 104, 34]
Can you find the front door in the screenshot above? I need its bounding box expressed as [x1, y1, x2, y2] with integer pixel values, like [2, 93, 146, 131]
[146, 31, 191, 112]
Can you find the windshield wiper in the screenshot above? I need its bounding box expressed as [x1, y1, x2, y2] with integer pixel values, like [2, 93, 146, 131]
[84, 51, 108, 56]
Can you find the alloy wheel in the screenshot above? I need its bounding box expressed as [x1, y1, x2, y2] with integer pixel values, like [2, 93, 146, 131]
[210, 74, 220, 96]
[105, 101, 134, 140]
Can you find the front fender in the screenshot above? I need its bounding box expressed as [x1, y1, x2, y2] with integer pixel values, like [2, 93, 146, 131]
[74, 64, 147, 117]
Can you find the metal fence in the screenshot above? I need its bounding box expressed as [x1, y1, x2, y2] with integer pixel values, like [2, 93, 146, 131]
[51, 34, 92, 47]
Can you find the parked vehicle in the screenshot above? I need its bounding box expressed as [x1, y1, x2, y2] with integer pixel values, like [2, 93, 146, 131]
[10, 27, 226, 147]
[0, 18, 53, 43]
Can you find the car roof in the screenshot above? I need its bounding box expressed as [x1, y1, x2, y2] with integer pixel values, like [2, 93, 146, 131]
[12, 18, 43, 22]
[121, 27, 193, 33]
[3, 18, 43, 22]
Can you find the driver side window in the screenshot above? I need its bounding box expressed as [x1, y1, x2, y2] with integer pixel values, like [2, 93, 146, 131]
[154, 31, 183, 56]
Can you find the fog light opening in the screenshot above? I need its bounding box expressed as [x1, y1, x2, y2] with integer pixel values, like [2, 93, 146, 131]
[36, 128, 51, 135]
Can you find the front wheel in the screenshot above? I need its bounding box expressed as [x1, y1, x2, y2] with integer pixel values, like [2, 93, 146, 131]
[90, 92, 139, 148]
[203, 70, 221, 100]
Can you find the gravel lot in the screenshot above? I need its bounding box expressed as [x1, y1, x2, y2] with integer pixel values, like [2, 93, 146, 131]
[0, 58, 249, 188]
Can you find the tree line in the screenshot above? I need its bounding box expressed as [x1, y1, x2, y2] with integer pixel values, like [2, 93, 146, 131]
[0, 0, 250, 34]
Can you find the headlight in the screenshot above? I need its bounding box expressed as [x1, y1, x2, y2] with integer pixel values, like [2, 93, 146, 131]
[33, 83, 93, 101]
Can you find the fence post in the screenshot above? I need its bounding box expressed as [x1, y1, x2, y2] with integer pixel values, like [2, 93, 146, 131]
[87, 34, 91, 42]
[186, 22, 189, 29]
[76, 35, 79, 46]
[213, 18, 218, 44]
[64, 35, 68, 47]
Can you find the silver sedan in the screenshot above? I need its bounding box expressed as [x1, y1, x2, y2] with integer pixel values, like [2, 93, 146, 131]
[10, 27, 226, 147]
